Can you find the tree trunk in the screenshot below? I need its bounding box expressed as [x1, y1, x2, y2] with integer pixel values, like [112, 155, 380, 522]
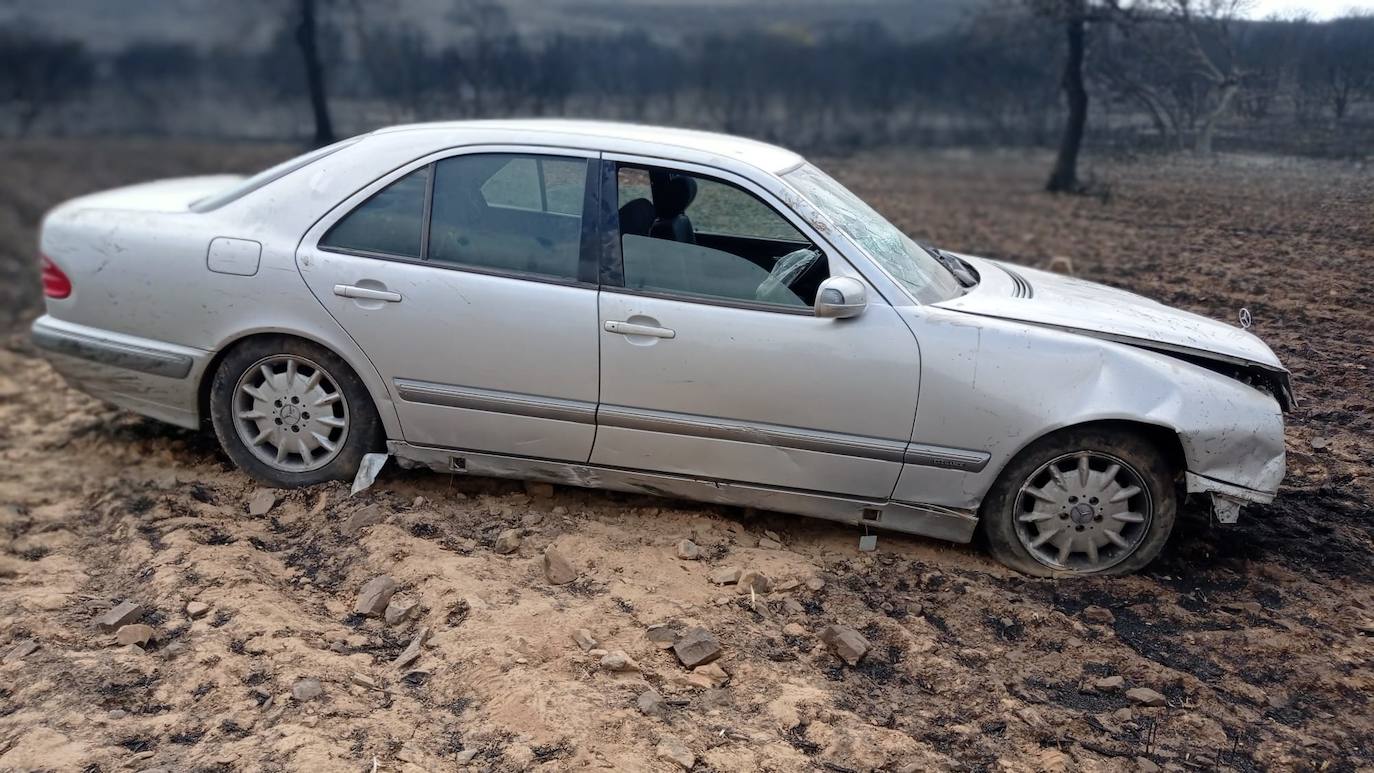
[1195, 78, 1238, 155]
[1046, 8, 1088, 194]
[296, 0, 334, 147]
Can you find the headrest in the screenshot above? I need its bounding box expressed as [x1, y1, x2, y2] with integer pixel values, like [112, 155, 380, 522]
[618, 198, 656, 237]
[655, 175, 697, 218]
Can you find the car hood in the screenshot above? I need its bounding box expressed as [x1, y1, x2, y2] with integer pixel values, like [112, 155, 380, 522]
[934, 254, 1284, 371]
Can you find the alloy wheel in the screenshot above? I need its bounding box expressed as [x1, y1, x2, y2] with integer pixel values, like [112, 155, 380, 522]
[232, 354, 350, 473]
[1013, 451, 1153, 573]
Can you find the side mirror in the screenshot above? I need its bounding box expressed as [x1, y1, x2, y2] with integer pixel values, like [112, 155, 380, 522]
[814, 276, 868, 319]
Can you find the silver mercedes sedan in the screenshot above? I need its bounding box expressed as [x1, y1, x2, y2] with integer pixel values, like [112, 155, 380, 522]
[31, 120, 1290, 576]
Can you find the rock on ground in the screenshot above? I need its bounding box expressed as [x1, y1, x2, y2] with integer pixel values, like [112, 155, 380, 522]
[672, 627, 723, 668]
[393, 627, 430, 670]
[656, 737, 695, 770]
[676, 539, 700, 560]
[340, 504, 385, 536]
[354, 576, 398, 617]
[693, 662, 728, 687]
[599, 650, 639, 672]
[94, 600, 143, 632]
[291, 678, 323, 701]
[1094, 675, 1125, 691]
[1126, 687, 1167, 707]
[493, 528, 522, 555]
[736, 570, 772, 595]
[572, 628, 598, 652]
[114, 624, 155, 647]
[543, 546, 578, 585]
[819, 624, 870, 666]
[247, 488, 278, 516]
[637, 688, 666, 717]
[709, 567, 742, 585]
[384, 595, 420, 625]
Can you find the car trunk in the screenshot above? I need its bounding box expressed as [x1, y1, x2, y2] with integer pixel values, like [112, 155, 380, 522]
[50, 175, 245, 215]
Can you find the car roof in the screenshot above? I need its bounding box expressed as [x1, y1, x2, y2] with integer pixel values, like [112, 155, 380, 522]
[370, 119, 806, 175]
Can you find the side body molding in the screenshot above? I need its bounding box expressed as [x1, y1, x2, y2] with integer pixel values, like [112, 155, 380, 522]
[394, 379, 990, 474]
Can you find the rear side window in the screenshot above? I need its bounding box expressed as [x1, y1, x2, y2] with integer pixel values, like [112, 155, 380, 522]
[428, 154, 588, 280]
[320, 167, 429, 258]
[318, 153, 589, 284]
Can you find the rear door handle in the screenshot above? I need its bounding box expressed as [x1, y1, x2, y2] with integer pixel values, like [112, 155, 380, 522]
[334, 284, 402, 303]
[604, 320, 675, 339]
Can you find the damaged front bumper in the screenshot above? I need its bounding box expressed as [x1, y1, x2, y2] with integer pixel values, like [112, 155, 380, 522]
[1185, 471, 1280, 524]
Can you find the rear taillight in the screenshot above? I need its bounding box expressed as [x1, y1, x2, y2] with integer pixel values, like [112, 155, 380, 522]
[41, 255, 71, 299]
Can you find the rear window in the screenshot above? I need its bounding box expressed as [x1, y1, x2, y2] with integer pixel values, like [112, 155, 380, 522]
[190, 137, 361, 212]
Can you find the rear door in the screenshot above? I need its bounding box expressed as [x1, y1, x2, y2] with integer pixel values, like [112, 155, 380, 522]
[296, 146, 601, 461]
[591, 156, 922, 499]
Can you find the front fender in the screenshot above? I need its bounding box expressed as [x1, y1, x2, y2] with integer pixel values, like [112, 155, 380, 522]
[893, 309, 1285, 510]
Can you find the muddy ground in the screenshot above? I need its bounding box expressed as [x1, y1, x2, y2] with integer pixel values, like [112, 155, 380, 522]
[1, 142, 1372, 772]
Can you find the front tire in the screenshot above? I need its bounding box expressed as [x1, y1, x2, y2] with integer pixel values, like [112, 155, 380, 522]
[980, 427, 1177, 577]
[210, 336, 381, 487]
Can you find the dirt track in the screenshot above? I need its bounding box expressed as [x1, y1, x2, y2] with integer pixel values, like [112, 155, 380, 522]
[1, 143, 1372, 772]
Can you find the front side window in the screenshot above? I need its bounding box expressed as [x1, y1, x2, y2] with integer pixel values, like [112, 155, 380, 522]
[318, 153, 589, 283]
[615, 165, 827, 309]
[783, 163, 962, 304]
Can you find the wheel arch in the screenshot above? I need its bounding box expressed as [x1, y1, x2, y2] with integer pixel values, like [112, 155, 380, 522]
[989, 418, 1188, 492]
[976, 417, 1184, 576]
[197, 329, 401, 441]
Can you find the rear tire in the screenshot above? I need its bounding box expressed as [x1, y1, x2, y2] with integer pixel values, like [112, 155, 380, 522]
[980, 427, 1176, 577]
[210, 336, 381, 488]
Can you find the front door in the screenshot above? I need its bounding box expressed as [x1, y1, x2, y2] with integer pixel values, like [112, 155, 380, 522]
[296, 148, 601, 461]
[591, 158, 922, 498]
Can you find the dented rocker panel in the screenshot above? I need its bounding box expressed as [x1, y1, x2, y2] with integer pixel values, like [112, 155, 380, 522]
[388, 441, 981, 543]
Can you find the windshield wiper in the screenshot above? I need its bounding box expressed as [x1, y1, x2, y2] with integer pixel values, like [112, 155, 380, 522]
[921, 244, 978, 288]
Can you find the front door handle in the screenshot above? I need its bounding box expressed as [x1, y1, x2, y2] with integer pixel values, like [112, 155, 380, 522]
[334, 284, 402, 303]
[604, 320, 675, 339]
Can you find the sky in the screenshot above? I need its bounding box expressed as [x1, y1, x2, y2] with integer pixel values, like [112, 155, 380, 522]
[1246, 0, 1374, 19]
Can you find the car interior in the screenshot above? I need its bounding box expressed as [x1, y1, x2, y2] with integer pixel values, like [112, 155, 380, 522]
[616, 166, 829, 308]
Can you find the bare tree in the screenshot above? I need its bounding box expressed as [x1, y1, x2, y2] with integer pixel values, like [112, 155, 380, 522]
[295, 0, 335, 145]
[1036, 0, 1093, 191]
[1308, 14, 1374, 122]
[1152, 0, 1250, 154]
[1027, 0, 1128, 193]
